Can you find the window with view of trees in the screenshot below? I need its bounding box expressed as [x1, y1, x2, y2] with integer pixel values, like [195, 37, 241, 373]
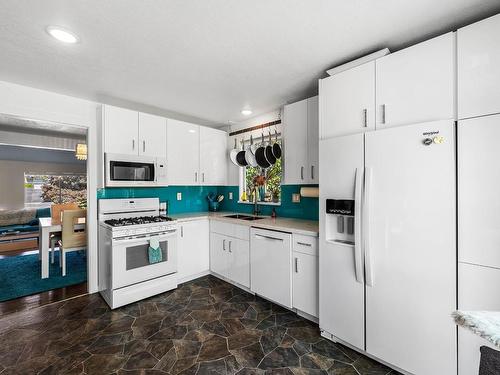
[240, 141, 282, 204]
[24, 174, 87, 208]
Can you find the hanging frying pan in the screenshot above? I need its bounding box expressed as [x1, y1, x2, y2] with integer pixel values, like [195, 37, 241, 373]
[245, 135, 258, 167]
[255, 133, 270, 168]
[236, 140, 248, 167]
[265, 131, 276, 165]
[229, 138, 239, 166]
[272, 129, 282, 159]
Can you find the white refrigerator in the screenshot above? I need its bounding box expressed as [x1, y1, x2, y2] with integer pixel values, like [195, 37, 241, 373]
[319, 120, 457, 375]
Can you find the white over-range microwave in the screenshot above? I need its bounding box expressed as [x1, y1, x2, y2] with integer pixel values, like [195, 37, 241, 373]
[105, 153, 168, 187]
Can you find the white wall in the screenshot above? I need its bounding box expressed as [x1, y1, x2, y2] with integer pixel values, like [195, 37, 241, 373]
[0, 159, 86, 209]
[0, 80, 100, 293]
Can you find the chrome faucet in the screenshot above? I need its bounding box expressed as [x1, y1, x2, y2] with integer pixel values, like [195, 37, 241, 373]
[253, 187, 261, 216]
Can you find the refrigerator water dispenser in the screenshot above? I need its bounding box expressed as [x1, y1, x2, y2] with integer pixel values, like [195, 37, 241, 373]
[325, 199, 355, 245]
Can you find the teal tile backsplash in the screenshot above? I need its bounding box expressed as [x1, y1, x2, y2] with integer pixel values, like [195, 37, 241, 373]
[217, 185, 319, 221]
[97, 184, 319, 220]
[97, 186, 221, 214]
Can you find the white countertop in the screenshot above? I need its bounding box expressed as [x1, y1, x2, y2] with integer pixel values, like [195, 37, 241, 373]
[170, 211, 319, 236]
[453, 311, 500, 349]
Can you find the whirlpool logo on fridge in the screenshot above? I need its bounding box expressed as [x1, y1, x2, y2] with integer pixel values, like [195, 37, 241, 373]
[422, 131, 444, 146]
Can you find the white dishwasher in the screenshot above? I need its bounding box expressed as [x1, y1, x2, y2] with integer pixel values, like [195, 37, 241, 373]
[250, 227, 292, 308]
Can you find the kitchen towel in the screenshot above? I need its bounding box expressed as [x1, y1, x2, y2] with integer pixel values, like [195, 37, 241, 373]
[148, 236, 162, 264]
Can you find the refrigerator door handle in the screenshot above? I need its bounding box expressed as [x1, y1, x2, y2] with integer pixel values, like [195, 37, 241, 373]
[364, 167, 374, 286]
[354, 167, 364, 284]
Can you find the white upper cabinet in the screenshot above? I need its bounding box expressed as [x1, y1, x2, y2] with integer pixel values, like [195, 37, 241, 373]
[284, 99, 308, 185]
[376, 33, 455, 128]
[103, 105, 167, 158]
[138, 112, 167, 158]
[319, 61, 375, 139]
[283, 96, 319, 185]
[104, 105, 138, 155]
[458, 14, 500, 119]
[167, 119, 200, 185]
[307, 96, 319, 184]
[200, 126, 227, 186]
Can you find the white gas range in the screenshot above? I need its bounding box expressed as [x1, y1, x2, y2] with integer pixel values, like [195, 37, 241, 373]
[98, 198, 178, 309]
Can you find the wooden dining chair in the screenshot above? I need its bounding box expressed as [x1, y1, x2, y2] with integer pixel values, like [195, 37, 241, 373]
[58, 209, 87, 276]
[50, 202, 79, 264]
[51, 203, 79, 225]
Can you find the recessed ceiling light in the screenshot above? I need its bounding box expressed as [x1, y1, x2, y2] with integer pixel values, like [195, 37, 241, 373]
[241, 109, 252, 116]
[188, 129, 196, 133]
[46, 26, 80, 44]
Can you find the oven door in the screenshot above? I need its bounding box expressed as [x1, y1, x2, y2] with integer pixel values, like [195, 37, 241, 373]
[111, 229, 177, 289]
[105, 153, 157, 187]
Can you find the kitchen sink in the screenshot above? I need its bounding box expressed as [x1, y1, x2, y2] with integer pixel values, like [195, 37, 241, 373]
[223, 214, 253, 219]
[242, 216, 265, 221]
[223, 214, 265, 221]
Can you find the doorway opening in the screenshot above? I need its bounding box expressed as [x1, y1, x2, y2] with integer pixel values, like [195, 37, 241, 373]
[0, 117, 89, 313]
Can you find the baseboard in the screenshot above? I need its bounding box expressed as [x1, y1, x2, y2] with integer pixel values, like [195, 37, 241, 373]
[209, 271, 253, 294]
[177, 270, 211, 285]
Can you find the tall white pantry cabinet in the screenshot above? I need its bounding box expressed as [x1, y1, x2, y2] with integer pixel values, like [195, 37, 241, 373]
[457, 12, 500, 375]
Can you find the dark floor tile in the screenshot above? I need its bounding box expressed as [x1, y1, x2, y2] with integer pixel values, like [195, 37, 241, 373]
[0, 275, 398, 375]
[231, 342, 265, 368]
[198, 334, 230, 361]
[228, 329, 262, 350]
[259, 347, 300, 369]
[124, 351, 159, 370]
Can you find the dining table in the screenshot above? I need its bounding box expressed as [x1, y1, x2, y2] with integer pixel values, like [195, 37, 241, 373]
[38, 216, 85, 279]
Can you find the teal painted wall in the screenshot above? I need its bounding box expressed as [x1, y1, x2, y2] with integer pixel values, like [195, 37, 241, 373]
[97, 184, 319, 220]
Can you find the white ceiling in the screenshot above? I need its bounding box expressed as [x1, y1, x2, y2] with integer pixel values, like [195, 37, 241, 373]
[1, 1, 500, 127]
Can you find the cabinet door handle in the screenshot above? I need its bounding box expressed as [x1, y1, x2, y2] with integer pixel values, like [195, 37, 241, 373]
[223, 239, 226, 251]
[202, 172, 205, 183]
[311, 165, 314, 180]
[195, 172, 198, 182]
[143, 140, 145, 153]
[381, 104, 386, 125]
[228, 240, 232, 253]
[363, 109, 368, 127]
[295, 257, 299, 273]
[297, 241, 312, 247]
[181, 226, 183, 238]
[132, 139, 135, 150]
[301, 166, 304, 180]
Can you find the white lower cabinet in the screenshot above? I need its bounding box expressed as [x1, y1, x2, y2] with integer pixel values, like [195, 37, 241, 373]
[177, 219, 209, 283]
[292, 234, 319, 318]
[209, 221, 250, 288]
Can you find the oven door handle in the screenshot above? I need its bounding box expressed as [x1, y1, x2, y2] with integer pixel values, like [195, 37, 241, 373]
[113, 229, 177, 244]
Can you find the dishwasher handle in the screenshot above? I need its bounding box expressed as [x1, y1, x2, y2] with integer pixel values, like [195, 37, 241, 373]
[254, 233, 284, 242]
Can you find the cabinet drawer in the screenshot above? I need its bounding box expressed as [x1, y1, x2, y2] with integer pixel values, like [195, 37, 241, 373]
[210, 220, 249, 241]
[210, 220, 233, 236]
[292, 234, 318, 256]
[233, 224, 250, 241]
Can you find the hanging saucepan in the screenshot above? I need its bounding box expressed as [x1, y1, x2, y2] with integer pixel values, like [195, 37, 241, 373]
[272, 129, 282, 159]
[245, 135, 258, 167]
[230, 138, 240, 166]
[265, 131, 276, 165]
[236, 140, 248, 167]
[255, 132, 270, 168]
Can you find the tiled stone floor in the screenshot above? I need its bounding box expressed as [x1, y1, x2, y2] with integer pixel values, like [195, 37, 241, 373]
[0, 275, 401, 374]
